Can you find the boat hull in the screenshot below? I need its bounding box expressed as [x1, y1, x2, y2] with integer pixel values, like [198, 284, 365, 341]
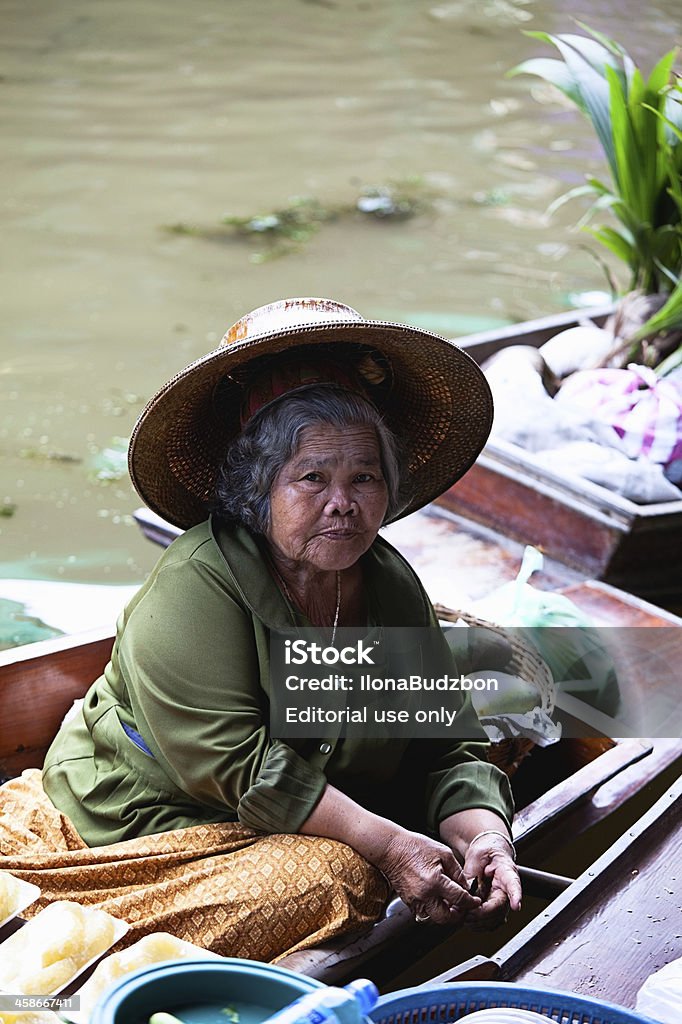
[441, 305, 682, 606]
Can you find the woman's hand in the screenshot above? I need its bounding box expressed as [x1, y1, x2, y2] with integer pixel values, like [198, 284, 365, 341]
[300, 785, 481, 926]
[462, 833, 522, 930]
[439, 810, 522, 931]
[379, 828, 481, 925]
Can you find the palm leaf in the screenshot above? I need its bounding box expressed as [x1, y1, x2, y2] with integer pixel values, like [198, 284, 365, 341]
[574, 22, 639, 92]
[664, 84, 682, 137]
[512, 25, 682, 293]
[647, 49, 677, 94]
[506, 57, 584, 108]
[634, 279, 682, 340]
[517, 32, 618, 175]
[653, 257, 681, 289]
[573, 21, 625, 59]
[605, 65, 637, 204]
[585, 225, 637, 268]
[545, 183, 602, 218]
[643, 95, 682, 145]
[655, 344, 682, 376]
[525, 30, 625, 83]
[574, 192, 629, 231]
[641, 96, 682, 224]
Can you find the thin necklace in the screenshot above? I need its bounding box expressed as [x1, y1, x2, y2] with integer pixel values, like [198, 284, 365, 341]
[273, 566, 342, 646]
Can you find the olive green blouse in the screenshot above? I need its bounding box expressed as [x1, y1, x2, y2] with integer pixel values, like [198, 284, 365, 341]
[43, 518, 513, 847]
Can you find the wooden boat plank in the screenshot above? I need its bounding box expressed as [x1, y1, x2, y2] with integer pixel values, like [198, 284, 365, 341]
[510, 739, 652, 844]
[0, 628, 114, 778]
[431, 777, 682, 1009]
[425, 955, 500, 982]
[437, 461, 627, 581]
[441, 455, 682, 600]
[454, 439, 682, 528]
[385, 504, 587, 600]
[559, 579, 682, 626]
[456, 304, 614, 364]
[503, 781, 682, 1007]
[520, 739, 682, 870]
[454, 438, 640, 524]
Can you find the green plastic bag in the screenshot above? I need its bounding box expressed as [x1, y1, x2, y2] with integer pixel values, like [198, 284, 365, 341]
[473, 547, 620, 717]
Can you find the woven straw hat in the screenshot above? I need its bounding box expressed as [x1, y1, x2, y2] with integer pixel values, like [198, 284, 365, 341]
[128, 297, 493, 529]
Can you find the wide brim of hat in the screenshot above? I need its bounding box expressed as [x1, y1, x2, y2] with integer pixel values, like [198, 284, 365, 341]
[128, 318, 493, 530]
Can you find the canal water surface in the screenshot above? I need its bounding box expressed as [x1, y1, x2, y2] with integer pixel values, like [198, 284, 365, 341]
[1, 0, 680, 613]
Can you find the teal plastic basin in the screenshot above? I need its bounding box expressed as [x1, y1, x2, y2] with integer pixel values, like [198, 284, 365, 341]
[90, 957, 324, 1024]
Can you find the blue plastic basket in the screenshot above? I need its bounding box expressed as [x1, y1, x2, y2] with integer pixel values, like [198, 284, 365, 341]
[369, 982, 659, 1024]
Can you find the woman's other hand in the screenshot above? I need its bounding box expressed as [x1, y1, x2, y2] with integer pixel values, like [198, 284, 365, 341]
[462, 832, 521, 930]
[379, 829, 481, 925]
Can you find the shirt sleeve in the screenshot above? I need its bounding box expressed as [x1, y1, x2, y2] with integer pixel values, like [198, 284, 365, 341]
[422, 737, 515, 834]
[118, 556, 326, 833]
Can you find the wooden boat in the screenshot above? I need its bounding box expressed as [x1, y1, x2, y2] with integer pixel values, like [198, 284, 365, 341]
[2, 502, 680, 988]
[2, 621, 680, 990]
[436, 304, 682, 608]
[427, 774, 682, 1014]
[0, 625, 114, 781]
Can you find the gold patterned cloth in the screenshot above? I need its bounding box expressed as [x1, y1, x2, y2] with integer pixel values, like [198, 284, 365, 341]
[0, 770, 389, 962]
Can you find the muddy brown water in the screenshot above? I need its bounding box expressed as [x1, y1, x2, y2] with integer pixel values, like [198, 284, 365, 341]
[1, 0, 681, 591]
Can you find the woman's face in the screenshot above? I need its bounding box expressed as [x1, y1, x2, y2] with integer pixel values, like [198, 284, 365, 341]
[267, 423, 389, 572]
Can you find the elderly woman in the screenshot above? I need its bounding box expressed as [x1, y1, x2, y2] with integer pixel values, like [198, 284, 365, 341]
[4, 298, 519, 962]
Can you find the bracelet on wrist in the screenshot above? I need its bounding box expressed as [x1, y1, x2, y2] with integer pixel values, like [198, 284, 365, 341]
[468, 829, 516, 861]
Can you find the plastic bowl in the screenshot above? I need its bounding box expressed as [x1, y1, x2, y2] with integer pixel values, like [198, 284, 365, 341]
[89, 956, 324, 1024]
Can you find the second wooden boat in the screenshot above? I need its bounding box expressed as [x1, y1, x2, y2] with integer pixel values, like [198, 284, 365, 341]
[438, 305, 682, 607]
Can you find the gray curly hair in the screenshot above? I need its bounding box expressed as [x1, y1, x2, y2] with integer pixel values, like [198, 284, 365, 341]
[214, 385, 404, 533]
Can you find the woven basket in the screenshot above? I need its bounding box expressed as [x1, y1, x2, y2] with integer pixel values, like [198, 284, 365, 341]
[434, 603, 555, 777]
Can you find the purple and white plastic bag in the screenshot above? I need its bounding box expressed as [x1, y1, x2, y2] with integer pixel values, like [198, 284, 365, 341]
[555, 363, 682, 481]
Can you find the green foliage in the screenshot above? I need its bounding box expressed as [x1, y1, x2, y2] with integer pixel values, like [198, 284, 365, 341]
[509, 24, 682, 295]
[223, 196, 337, 253]
[633, 277, 682, 371]
[163, 180, 434, 262]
